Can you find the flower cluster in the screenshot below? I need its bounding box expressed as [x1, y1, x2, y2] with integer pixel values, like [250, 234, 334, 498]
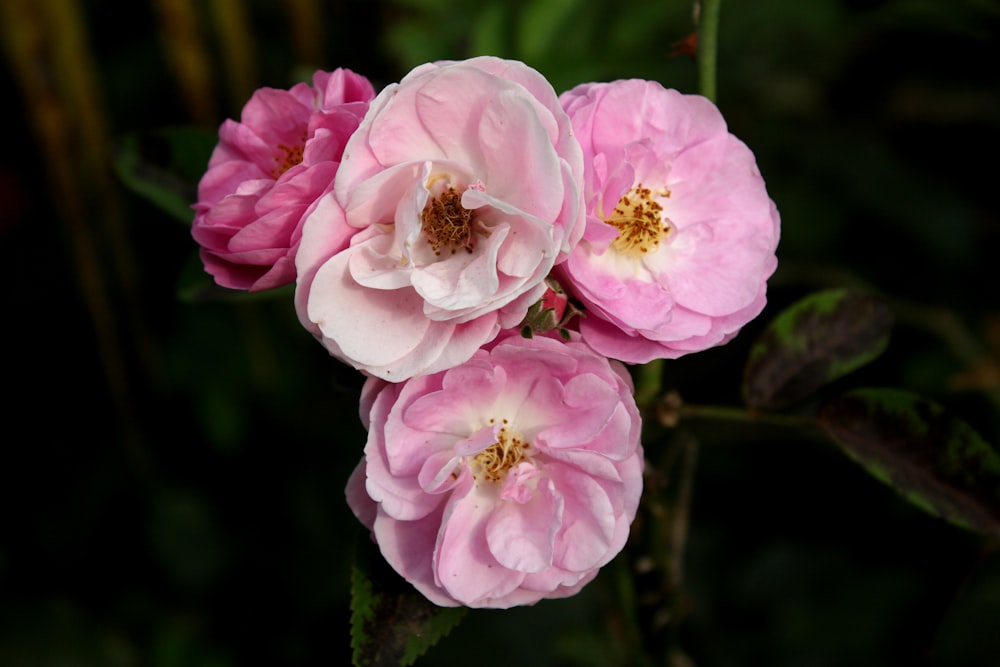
[192, 57, 779, 608]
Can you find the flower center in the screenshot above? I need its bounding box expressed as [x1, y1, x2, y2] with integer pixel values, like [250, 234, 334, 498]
[603, 184, 671, 257]
[422, 187, 478, 256]
[271, 133, 307, 178]
[471, 419, 529, 484]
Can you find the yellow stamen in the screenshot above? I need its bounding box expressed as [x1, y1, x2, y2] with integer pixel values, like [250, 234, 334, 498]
[604, 183, 671, 257]
[421, 186, 477, 256]
[471, 419, 529, 484]
[271, 132, 307, 178]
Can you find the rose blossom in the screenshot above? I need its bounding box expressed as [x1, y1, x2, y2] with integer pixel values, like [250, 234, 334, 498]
[191, 68, 375, 291]
[555, 79, 780, 363]
[297, 56, 584, 381]
[346, 333, 643, 608]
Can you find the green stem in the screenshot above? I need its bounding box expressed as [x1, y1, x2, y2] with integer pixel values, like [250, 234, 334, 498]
[634, 358, 664, 412]
[664, 435, 698, 658]
[677, 403, 815, 429]
[612, 554, 654, 667]
[697, 0, 722, 103]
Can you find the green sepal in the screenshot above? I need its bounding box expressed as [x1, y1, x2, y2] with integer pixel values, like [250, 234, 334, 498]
[114, 126, 217, 225]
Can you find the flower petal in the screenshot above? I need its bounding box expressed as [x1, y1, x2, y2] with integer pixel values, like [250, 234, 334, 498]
[434, 489, 526, 605]
[486, 470, 562, 573]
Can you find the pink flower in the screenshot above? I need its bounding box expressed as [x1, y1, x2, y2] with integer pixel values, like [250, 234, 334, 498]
[556, 79, 780, 363]
[346, 333, 644, 608]
[297, 57, 585, 381]
[191, 69, 376, 291]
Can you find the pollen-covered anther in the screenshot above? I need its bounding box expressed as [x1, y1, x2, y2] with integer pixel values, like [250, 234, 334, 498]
[422, 186, 478, 256]
[271, 131, 307, 178]
[471, 423, 528, 484]
[604, 183, 671, 256]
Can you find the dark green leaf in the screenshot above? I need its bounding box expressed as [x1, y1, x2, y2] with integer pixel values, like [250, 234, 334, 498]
[351, 531, 466, 667]
[148, 487, 224, 589]
[818, 388, 1000, 537]
[742, 288, 893, 410]
[114, 126, 217, 224]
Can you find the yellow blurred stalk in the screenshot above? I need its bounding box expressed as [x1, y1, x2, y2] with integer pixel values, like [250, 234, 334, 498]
[210, 0, 257, 111]
[151, 0, 218, 126]
[287, 0, 323, 69]
[0, 0, 150, 469]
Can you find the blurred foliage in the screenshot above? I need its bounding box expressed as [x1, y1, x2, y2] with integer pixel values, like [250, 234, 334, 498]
[2, 0, 1000, 665]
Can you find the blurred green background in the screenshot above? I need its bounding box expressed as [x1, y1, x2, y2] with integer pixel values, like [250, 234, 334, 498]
[2, 0, 999, 665]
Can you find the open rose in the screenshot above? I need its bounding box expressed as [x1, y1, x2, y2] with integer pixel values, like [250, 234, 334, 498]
[556, 79, 780, 363]
[192, 68, 375, 291]
[347, 333, 643, 608]
[296, 57, 584, 381]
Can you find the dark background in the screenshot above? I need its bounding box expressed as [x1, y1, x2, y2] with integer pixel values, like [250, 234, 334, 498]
[2, 0, 999, 664]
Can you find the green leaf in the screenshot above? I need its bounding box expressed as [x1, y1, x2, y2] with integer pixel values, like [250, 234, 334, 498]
[114, 126, 217, 224]
[818, 388, 1000, 538]
[351, 531, 466, 667]
[742, 288, 893, 410]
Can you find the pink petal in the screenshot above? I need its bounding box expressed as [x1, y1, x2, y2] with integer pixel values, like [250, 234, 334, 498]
[307, 247, 431, 367]
[372, 505, 460, 607]
[486, 471, 563, 573]
[434, 489, 525, 605]
[346, 457, 377, 530]
[547, 463, 617, 572]
[410, 229, 503, 310]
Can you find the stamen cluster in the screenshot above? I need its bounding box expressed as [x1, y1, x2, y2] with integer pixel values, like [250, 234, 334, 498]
[270, 132, 308, 178]
[422, 187, 477, 255]
[471, 419, 528, 483]
[605, 184, 670, 256]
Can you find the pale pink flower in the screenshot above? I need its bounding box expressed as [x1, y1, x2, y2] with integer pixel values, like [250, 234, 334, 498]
[556, 79, 780, 363]
[346, 333, 644, 608]
[298, 57, 585, 381]
[192, 69, 375, 291]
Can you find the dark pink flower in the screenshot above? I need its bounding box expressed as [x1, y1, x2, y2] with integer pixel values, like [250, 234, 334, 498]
[347, 334, 644, 608]
[192, 69, 375, 291]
